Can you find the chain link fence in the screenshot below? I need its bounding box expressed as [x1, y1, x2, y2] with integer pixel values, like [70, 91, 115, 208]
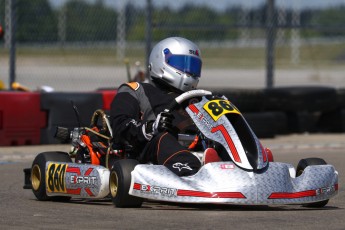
[1, 0, 345, 91]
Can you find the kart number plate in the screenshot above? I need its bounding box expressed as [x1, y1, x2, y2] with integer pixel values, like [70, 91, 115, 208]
[203, 99, 240, 121]
[46, 163, 67, 193]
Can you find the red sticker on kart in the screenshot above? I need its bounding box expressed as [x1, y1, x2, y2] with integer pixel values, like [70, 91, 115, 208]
[220, 164, 235, 169]
[203, 99, 240, 121]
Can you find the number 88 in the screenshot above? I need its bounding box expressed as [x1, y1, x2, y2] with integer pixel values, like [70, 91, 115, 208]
[207, 100, 234, 116]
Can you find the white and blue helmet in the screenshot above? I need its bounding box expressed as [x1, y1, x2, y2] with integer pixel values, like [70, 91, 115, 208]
[149, 37, 202, 92]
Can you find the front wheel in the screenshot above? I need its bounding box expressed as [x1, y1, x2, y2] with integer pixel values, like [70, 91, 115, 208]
[31, 151, 72, 201]
[109, 159, 143, 208]
[296, 157, 329, 208]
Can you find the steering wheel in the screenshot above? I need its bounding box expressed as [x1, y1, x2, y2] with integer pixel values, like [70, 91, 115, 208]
[165, 89, 212, 112]
[166, 90, 212, 150]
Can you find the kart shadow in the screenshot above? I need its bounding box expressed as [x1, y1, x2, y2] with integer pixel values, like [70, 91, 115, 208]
[30, 198, 340, 211]
[68, 198, 113, 206]
[141, 201, 340, 212]
[31, 198, 114, 206]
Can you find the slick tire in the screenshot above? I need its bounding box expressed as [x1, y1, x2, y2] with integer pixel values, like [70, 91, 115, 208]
[110, 159, 143, 208]
[31, 151, 72, 201]
[296, 158, 329, 208]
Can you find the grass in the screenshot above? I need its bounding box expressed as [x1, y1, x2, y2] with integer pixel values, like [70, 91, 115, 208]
[1, 42, 345, 69]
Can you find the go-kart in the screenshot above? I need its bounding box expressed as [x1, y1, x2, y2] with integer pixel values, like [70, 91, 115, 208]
[23, 89, 338, 208]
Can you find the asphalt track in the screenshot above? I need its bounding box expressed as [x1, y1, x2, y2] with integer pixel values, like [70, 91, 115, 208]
[0, 134, 344, 230]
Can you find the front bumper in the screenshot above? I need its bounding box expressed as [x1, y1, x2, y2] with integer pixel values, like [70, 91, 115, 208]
[130, 162, 338, 205]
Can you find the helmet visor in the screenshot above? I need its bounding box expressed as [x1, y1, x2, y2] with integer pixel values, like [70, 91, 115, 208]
[165, 53, 202, 78]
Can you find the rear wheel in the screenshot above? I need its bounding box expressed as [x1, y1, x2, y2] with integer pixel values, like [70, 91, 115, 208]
[296, 158, 329, 208]
[31, 151, 72, 201]
[109, 159, 143, 208]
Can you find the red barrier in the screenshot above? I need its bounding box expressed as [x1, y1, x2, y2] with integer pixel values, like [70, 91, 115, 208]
[98, 90, 117, 111]
[0, 92, 46, 146]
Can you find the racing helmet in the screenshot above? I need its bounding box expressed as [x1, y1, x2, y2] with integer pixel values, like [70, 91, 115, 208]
[149, 37, 202, 92]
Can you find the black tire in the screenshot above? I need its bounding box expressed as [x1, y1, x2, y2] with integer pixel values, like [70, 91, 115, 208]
[109, 159, 143, 208]
[265, 86, 338, 112]
[31, 151, 72, 201]
[243, 112, 286, 138]
[207, 88, 267, 112]
[317, 109, 345, 133]
[296, 158, 329, 208]
[337, 88, 345, 109]
[286, 111, 319, 133]
[40, 92, 103, 144]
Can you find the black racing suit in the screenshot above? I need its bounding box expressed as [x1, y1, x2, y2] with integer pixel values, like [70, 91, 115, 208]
[110, 82, 201, 176]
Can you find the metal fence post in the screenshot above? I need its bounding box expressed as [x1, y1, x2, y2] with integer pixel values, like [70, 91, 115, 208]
[239, 3, 250, 47]
[266, 0, 276, 89]
[58, 5, 66, 47]
[145, 0, 153, 78]
[291, 0, 301, 65]
[117, 0, 126, 61]
[8, 0, 16, 89]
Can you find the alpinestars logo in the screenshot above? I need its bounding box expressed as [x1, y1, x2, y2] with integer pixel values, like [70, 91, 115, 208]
[172, 162, 193, 172]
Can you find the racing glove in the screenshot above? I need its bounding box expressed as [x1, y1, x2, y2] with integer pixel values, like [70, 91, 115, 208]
[142, 111, 174, 140]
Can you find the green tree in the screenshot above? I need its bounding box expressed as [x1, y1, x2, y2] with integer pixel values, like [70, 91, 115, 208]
[65, 0, 117, 42]
[16, 0, 58, 42]
[151, 5, 237, 41]
[311, 7, 345, 37]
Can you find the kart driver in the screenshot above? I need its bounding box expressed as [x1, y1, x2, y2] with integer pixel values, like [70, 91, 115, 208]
[110, 37, 211, 177]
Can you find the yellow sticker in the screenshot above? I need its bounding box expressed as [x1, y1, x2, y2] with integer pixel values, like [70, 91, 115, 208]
[46, 163, 67, 193]
[203, 99, 241, 121]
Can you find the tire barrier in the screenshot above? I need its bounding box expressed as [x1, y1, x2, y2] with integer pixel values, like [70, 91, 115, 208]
[239, 86, 338, 135]
[316, 109, 345, 133]
[286, 111, 319, 134]
[264, 86, 338, 112]
[210, 86, 341, 136]
[243, 112, 287, 138]
[315, 88, 345, 133]
[337, 88, 345, 109]
[207, 88, 267, 112]
[40, 92, 103, 144]
[0, 86, 343, 146]
[0, 92, 46, 146]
